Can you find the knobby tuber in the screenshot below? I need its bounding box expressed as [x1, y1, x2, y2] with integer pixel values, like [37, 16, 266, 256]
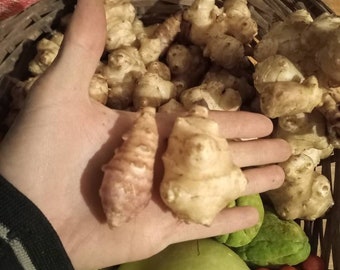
[180, 81, 242, 111]
[29, 31, 64, 76]
[158, 98, 186, 114]
[266, 149, 334, 220]
[253, 9, 337, 220]
[99, 107, 159, 228]
[317, 91, 340, 148]
[183, 0, 257, 70]
[102, 46, 146, 109]
[165, 44, 209, 94]
[202, 65, 256, 104]
[268, 111, 334, 220]
[254, 10, 340, 146]
[274, 111, 333, 157]
[88, 74, 110, 105]
[253, 55, 323, 118]
[132, 62, 177, 110]
[104, 0, 139, 51]
[26, 31, 110, 105]
[138, 12, 182, 65]
[160, 105, 247, 226]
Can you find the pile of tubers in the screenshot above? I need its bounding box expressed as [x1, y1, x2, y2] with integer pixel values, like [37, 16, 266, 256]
[6, 0, 339, 227]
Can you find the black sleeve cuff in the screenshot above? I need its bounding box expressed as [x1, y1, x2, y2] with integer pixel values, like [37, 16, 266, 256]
[0, 174, 74, 270]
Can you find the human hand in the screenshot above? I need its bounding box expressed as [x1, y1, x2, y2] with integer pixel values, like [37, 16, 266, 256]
[0, 0, 291, 269]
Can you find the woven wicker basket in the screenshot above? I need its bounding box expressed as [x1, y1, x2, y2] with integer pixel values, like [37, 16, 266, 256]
[0, 0, 339, 269]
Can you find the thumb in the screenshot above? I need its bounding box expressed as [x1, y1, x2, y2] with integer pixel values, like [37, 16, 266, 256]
[37, 0, 106, 96]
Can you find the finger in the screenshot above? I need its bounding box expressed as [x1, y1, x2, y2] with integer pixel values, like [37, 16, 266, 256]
[170, 206, 259, 244]
[41, 0, 106, 94]
[242, 164, 285, 195]
[209, 110, 274, 139]
[157, 110, 273, 139]
[229, 138, 291, 167]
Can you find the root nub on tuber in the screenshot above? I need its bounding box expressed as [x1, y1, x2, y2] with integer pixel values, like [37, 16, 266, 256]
[99, 107, 159, 228]
[160, 105, 247, 226]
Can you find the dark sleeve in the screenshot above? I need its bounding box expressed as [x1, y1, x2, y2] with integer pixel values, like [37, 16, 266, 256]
[0, 174, 74, 270]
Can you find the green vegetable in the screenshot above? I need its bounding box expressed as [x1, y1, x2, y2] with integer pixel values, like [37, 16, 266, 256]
[215, 194, 264, 247]
[118, 238, 250, 270]
[234, 210, 311, 267]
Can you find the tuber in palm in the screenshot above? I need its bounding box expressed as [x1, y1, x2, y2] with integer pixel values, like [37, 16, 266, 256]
[99, 107, 159, 228]
[160, 105, 247, 226]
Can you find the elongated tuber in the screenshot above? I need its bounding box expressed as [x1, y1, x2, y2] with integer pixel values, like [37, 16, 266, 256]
[160, 105, 247, 225]
[99, 107, 159, 228]
[138, 12, 182, 65]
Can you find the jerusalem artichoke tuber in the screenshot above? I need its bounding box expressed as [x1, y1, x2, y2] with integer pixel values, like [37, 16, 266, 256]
[183, 0, 256, 70]
[102, 46, 146, 109]
[253, 9, 313, 64]
[274, 111, 333, 157]
[160, 105, 247, 226]
[165, 44, 209, 94]
[158, 98, 186, 114]
[28, 31, 64, 75]
[315, 88, 340, 149]
[266, 149, 334, 221]
[104, 0, 139, 51]
[88, 74, 110, 105]
[180, 81, 242, 111]
[132, 71, 177, 110]
[138, 12, 182, 65]
[202, 65, 256, 104]
[99, 107, 159, 228]
[253, 55, 323, 118]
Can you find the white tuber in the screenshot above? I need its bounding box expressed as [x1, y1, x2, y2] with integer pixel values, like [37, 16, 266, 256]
[104, 0, 139, 51]
[266, 149, 334, 221]
[138, 12, 182, 65]
[88, 74, 110, 105]
[180, 81, 242, 112]
[102, 46, 146, 109]
[160, 105, 247, 225]
[274, 111, 333, 157]
[28, 31, 64, 75]
[254, 55, 323, 118]
[132, 72, 177, 110]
